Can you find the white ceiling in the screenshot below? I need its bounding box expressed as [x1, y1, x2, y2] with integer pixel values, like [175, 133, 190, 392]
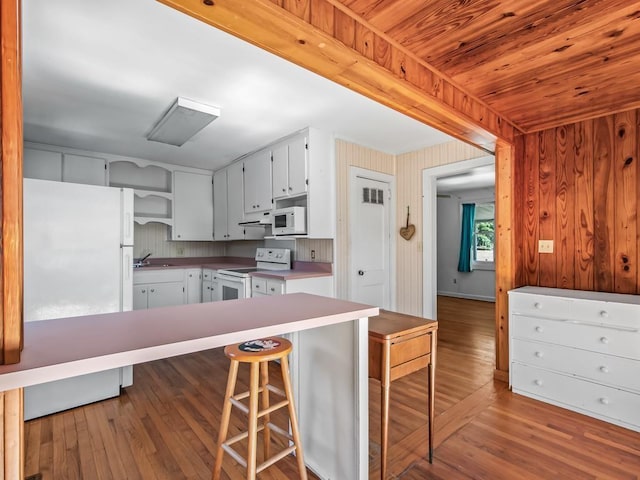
[22, 0, 453, 171]
[436, 164, 495, 194]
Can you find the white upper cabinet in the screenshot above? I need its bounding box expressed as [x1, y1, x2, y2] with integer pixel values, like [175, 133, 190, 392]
[24, 146, 106, 186]
[24, 148, 62, 181]
[272, 135, 307, 199]
[214, 161, 258, 241]
[227, 161, 249, 239]
[213, 169, 229, 241]
[243, 149, 272, 214]
[62, 154, 106, 186]
[172, 171, 213, 241]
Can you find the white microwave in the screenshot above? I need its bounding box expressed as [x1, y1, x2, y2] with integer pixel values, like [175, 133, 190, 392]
[272, 207, 306, 235]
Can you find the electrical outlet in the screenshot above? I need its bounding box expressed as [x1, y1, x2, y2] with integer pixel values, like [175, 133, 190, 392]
[176, 246, 185, 257]
[311, 249, 316, 260]
[538, 240, 554, 254]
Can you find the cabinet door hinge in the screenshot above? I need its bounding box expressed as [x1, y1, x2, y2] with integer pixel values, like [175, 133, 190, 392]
[104, 164, 107, 170]
[305, 179, 308, 185]
[183, 287, 185, 292]
[305, 143, 308, 150]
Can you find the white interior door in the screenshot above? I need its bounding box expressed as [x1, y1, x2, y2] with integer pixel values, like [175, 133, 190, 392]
[350, 175, 391, 308]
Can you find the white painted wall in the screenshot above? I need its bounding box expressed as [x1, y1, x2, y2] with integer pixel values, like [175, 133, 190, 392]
[436, 188, 495, 302]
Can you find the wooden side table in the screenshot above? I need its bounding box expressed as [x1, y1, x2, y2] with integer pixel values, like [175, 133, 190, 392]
[369, 309, 438, 479]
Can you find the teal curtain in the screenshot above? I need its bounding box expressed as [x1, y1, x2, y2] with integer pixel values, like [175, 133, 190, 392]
[457, 203, 475, 272]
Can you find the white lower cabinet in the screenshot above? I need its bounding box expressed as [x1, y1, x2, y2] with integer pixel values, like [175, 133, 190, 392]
[251, 275, 333, 298]
[133, 269, 186, 310]
[509, 286, 640, 432]
[185, 268, 202, 304]
[202, 268, 219, 302]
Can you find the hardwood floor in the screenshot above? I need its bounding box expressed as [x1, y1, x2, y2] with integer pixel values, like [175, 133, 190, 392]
[25, 296, 640, 479]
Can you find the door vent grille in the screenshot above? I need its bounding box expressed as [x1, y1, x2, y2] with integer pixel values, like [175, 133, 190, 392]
[362, 187, 384, 205]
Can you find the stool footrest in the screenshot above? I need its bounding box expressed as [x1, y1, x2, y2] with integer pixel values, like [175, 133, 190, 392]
[225, 424, 266, 448]
[256, 445, 297, 474]
[232, 384, 285, 403]
[221, 444, 248, 469]
[265, 421, 293, 442]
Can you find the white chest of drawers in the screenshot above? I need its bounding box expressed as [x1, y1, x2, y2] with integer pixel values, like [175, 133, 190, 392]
[509, 286, 640, 432]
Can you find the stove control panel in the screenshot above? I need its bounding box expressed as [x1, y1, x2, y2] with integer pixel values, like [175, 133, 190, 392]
[255, 247, 291, 269]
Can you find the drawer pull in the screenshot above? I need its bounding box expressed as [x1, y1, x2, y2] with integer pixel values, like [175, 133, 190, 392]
[599, 397, 610, 405]
[600, 336, 609, 344]
[599, 310, 609, 318]
[599, 366, 609, 374]
[534, 351, 544, 358]
[535, 326, 543, 333]
[534, 302, 542, 309]
[534, 379, 543, 386]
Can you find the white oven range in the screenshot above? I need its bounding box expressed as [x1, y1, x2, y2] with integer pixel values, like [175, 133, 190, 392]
[216, 247, 291, 301]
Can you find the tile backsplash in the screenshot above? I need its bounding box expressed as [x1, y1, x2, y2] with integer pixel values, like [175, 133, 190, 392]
[134, 223, 333, 264]
[134, 223, 225, 258]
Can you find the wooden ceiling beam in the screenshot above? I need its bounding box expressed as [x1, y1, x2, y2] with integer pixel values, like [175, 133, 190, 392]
[157, 0, 517, 152]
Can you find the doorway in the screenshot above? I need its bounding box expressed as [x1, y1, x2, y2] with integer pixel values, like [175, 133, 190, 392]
[349, 167, 395, 309]
[421, 156, 495, 319]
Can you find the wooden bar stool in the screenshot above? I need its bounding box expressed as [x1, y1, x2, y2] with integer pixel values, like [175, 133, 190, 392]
[212, 337, 307, 480]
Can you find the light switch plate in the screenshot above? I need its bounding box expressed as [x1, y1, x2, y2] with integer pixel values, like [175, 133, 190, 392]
[538, 240, 554, 253]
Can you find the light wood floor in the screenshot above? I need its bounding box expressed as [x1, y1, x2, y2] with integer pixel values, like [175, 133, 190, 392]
[25, 296, 640, 479]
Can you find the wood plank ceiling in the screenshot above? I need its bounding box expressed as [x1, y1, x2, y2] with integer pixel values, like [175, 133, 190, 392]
[334, 0, 640, 132]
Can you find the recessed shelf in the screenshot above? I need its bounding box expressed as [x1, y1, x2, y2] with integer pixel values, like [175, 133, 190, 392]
[134, 216, 173, 226]
[133, 189, 173, 200]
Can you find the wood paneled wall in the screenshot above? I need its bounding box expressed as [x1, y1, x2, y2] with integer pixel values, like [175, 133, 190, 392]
[517, 108, 639, 294]
[160, 0, 515, 152]
[396, 141, 486, 315]
[335, 139, 394, 300]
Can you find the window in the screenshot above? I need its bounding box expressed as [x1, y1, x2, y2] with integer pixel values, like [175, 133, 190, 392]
[473, 202, 495, 266]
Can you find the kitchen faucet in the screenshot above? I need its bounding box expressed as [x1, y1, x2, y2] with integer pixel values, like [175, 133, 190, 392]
[133, 252, 152, 268]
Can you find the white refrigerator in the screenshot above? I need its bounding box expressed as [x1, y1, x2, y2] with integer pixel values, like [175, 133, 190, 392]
[23, 178, 134, 420]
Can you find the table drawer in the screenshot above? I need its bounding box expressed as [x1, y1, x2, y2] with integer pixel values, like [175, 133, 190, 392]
[511, 363, 640, 428]
[511, 338, 640, 393]
[511, 315, 640, 360]
[390, 332, 431, 367]
[368, 333, 431, 381]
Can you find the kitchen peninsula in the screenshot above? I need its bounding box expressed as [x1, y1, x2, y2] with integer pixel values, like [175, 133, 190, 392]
[0, 294, 377, 480]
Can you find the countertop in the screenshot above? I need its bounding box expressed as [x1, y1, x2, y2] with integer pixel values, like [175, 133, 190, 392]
[135, 257, 333, 280]
[0, 294, 376, 391]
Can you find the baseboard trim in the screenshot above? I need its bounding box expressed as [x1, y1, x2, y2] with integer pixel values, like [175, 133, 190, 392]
[437, 291, 496, 303]
[494, 369, 509, 383]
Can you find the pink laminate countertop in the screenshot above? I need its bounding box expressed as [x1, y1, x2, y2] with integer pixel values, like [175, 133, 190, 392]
[251, 270, 332, 280]
[136, 256, 256, 271]
[0, 294, 377, 391]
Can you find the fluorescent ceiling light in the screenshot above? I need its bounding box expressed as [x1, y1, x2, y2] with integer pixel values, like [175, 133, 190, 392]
[147, 97, 220, 146]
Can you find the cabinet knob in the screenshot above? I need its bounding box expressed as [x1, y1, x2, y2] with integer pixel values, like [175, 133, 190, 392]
[534, 302, 541, 309]
[534, 379, 543, 386]
[150, 289, 155, 293]
[358, 270, 364, 276]
[288, 186, 292, 190]
[599, 366, 609, 374]
[535, 326, 543, 333]
[256, 285, 260, 289]
[270, 287, 275, 292]
[599, 310, 609, 318]
[282, 188, 286, 192]
[178, 234, 181, 238]
[141, 289, 146, 293]
[600, 336, 609, 344]
[599, 397, 610, 405]
[534, 351, 544, 358]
